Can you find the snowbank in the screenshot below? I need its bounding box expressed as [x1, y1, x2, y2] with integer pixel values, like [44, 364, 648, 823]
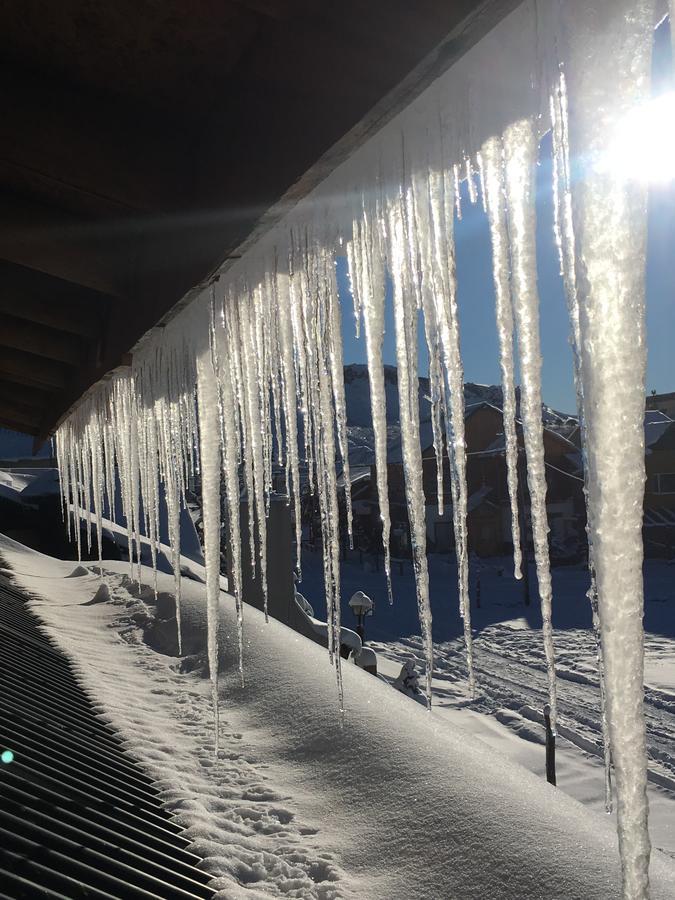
[3, 534, 674, 899]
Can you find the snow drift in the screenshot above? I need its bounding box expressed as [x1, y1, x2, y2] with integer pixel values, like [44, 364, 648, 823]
[3, 534, 675, 899]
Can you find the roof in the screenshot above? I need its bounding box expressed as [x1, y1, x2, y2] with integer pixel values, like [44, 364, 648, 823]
[0, 574, 215, 898]
[0, 1, 518, 443]
[647, 391, 675, 403]
[467, 485, 496, 513]
[643, 507, 675, 528]
[645, 411, 675, 450]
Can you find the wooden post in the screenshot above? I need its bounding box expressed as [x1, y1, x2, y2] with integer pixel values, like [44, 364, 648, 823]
[544, 704, 556, 786]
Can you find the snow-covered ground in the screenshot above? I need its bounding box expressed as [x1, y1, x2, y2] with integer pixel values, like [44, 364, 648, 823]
[3, 533, 675, 898]
[301, 548, 675, 860]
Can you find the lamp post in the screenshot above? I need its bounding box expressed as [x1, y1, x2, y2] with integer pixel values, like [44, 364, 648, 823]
[348, 591, 373, 644]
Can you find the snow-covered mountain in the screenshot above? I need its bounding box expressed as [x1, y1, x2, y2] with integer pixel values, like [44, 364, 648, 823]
[343, 363, 577, 466]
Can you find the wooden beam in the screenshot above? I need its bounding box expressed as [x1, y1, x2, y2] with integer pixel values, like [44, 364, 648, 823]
[0, 62, 187, 214]
[0, 380, 52, 410]
[9, 0, 519, 441]
[0, 314, 85, 366]
[0, 291, 102, 339]
[0, 347, 67, 391]
[0, 398, 42, 432]
[0, 416, 38, 437]
[0, 259, 109, 337]
[0, 190, 129, 297]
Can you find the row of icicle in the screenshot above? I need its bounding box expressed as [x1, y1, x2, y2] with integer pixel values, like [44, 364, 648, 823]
[56, 1, 660, 895]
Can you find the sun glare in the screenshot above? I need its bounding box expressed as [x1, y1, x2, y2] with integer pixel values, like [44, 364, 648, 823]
[606, 91, 675, 183]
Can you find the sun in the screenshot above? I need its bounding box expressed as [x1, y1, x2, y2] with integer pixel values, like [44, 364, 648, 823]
[606, 91, 675, 183]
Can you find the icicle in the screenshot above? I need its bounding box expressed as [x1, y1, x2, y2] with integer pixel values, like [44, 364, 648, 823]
[347, 191, 394, 602]
[452, 163, 462, 220]
[69, 433, 81, 561]
[196, 344, 222, 753]
[560, 2, 655, 893]
[275, 268, 304, 578]
[81, 433, 93, 555]
[55, 431, 70, 540]
[91, 419, 105, 573]
[238, 292, 269, 620]
[314, 300, 345, 713]
[479, 137, 523, 581]
[211, 288, 245, 685]
[502, 117, 557, 727]
[227, 299, 258, 584]
[325, 247, 354, 550]
[386, 150, 434, 708]
[345, 207, 362, 339]
[164, 431, 184, 654]
[550, 71, 612, 813]
[427, 141, 474, 696]
[408, 143, 446, 521]
[465, 157, 477, 204]
[475, 149, 487, 213]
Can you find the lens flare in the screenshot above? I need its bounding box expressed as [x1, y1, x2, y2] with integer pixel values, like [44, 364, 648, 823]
[605, 91, 675, 183]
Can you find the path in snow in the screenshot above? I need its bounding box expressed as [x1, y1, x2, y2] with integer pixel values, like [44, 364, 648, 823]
[374, 625, 675, 794]
[0, 540, 348, 900]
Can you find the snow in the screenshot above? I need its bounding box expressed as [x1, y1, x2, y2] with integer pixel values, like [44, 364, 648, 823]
[4, 533, 675, 899]
[301, 546, 675, 859]
[0, 467, 60, 502]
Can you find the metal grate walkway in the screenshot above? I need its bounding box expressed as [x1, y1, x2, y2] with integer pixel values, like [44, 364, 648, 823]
[0, 574, 214, 899]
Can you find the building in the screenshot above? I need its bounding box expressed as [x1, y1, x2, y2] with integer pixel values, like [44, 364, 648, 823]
[646, 390, 675, 420]
[345, 399, 585, 562]
[644, 414, 675, 556]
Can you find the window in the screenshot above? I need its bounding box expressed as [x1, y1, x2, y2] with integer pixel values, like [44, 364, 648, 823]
[655, 473, 675, 494]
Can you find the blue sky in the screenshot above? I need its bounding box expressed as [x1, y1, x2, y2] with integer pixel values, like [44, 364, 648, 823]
[339, 20, 675, 416]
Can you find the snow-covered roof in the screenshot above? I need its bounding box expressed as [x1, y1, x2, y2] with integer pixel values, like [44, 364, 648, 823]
[467, 484, 495, 513]
[0, 428, 53, 463]
[337, 465, 371, 488]
[6, 534, 675, 898]
[645, 410, 674, 449]
[0, 467, 60, 501]
[0, 565, 215, 898]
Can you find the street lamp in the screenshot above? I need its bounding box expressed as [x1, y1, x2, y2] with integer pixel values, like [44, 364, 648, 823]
[348, 590, 373, 643]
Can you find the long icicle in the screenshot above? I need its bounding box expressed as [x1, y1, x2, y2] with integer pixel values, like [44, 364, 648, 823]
[212, 287, 245, 684]
[480, 136, 523, 582]
[196, 344, 222, 754]
[427, 121, 474, 694]
[275, 267, 304, 579]
[386, 139, 434, 708]
[561, 1, 655, 892]
[348, 183, 394, 602]
[550, 70, 612, 813]
[502, 117, 557, 728]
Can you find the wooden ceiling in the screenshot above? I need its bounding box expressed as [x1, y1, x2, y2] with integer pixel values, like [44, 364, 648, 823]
[0, 0, 518, 444]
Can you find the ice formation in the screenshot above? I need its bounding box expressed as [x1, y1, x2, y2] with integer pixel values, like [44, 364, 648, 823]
[550, 71, 613, 812]
[347, 181, 394, 603]
[479, 138, 523, 582]
[54, 1, 660, 894]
